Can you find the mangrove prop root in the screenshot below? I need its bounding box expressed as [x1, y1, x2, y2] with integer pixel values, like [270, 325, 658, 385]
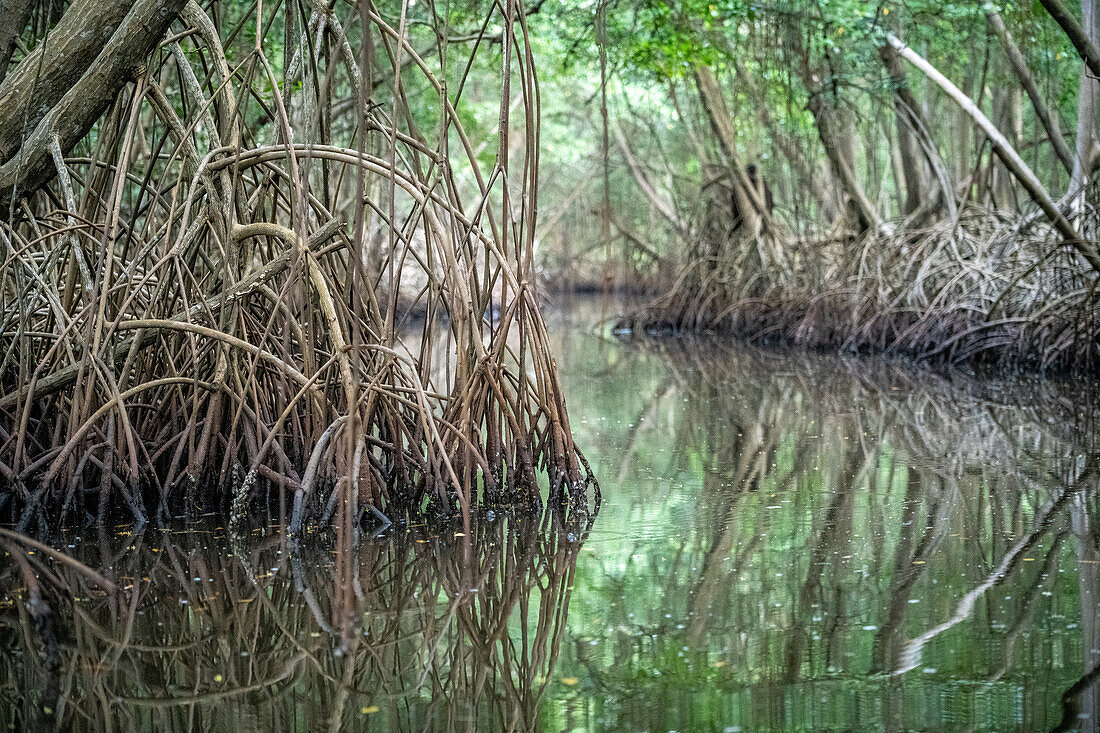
[0, 0, 596, 525]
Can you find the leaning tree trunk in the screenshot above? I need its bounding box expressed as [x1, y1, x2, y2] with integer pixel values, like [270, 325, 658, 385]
[786, 22, 880, 234]
[1040, 0, 1100, 80]
[0, 0, 185, 213]
[986, 10, 1075, 176]
[805, 88, 881, 234]
[692, 65, 774, 236]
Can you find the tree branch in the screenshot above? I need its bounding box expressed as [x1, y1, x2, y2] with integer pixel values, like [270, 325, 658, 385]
[1038, 0, 1100, 81]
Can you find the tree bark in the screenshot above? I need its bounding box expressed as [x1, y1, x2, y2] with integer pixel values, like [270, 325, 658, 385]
[693, 65, 774, 234]
[805, 88, 881, 233]
[0, 0, 185, 213]
[878, 41, 927, 215]
[1068, 0, 1099, 204]
[992, 83, 1024, 204]
[0, 0, 140, 164]
[785, 22, 880, 233]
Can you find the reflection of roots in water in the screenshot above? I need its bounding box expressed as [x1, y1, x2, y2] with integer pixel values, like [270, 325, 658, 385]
[0, 507, 594, 732]
[629, 337, 1100, 475]
[602, 337, 1100, 693]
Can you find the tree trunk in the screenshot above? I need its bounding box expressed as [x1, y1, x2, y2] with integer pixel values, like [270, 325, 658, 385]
[879, 39, 927, 215]
[692, 65, 774, 235]
[986, 10, 1075, 175]
[0, 0, 33, 84]
[1039, 0, 1100, 80]
[1069, 0, 1099, 206]
[805, 88, 881, 233]
[785, 22, 880, 233]
[0, 0, 141, 164]
[992, 83, 1024, 205]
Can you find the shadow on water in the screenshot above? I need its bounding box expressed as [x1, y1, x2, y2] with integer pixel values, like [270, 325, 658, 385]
[7, 302, 1100, 731]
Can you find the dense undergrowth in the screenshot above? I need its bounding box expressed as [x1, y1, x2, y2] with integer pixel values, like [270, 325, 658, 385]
[521, 1, 1100, 371]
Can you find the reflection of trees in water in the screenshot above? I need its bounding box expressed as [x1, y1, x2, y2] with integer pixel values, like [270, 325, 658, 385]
[587, 339, 1100, 729]
[0, 509, 592, 732]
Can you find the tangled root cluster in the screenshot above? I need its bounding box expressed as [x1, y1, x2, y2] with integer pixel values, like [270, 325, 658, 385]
[625, 205, 1100, 371]
[0, 0, 597, 530]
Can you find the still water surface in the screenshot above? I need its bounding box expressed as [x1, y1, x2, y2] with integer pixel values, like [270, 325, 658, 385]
[4, 301, 1100, 732]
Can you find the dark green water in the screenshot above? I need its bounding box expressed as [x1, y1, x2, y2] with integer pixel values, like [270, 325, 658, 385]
[3, 301, 1100, 732]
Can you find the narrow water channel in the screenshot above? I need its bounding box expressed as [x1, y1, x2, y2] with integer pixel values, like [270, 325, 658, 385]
[3, 299, 1100, 732]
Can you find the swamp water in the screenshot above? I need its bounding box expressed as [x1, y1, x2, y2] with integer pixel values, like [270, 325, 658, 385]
[3, 301, 1100, 732]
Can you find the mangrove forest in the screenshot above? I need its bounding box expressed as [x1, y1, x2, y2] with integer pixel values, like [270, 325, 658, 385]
[2, 0, 1100, 730]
